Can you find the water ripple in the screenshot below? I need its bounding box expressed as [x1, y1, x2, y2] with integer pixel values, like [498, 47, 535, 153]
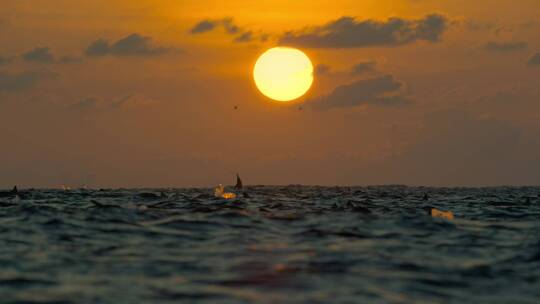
[1, 186, 540, 303]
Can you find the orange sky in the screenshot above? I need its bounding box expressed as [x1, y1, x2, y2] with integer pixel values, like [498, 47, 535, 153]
[1, 0, 540, 187]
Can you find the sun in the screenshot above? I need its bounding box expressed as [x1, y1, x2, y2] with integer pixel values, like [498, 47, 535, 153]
[253, 47, 314, 102]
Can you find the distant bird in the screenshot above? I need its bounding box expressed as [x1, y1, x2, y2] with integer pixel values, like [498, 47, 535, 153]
[235, 174, 243, 190]
[234, 106, 238, 110]
[298, 107, 303, 111]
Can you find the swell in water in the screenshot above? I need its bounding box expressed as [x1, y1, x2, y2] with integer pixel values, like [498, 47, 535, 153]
[1, 186, 539, 303]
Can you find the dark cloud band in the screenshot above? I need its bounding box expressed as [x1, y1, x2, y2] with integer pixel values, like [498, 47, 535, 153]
[279, 14, 449, 48]
[0, 70, 57, 92]
[189, 18, 265, 43]
[23, 47, 54, 63]
[351, 61, 377, 75]
[314, 64, 331, 76]
[190, 20, 217, 34]
[85, 33, 170, 57]
[20, 47, 81, 64]
[307, 75, 411, 109]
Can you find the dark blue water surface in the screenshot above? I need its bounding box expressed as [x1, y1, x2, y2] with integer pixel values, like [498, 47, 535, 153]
[1, 186, 540, 303]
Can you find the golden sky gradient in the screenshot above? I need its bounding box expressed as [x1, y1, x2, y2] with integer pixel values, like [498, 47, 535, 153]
[1, 0, 539, 187]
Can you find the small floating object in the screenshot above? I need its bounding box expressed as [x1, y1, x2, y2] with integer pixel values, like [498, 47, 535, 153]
[428, 207, 454, 220]
[221, 192, 237, 199]
[214, 184, 237, 200]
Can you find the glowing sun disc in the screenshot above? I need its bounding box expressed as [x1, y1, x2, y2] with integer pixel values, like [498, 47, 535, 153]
[254, 47, 313, 102]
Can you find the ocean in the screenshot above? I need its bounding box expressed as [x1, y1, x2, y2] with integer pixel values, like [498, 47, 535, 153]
[1, 186, 539, 303]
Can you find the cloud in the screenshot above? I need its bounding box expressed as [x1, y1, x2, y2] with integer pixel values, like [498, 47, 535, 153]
[20, 48, 82, 64]
[279, 14, 449, 48]
[190, 20, 217, 34]
[222, 18, 240, 34]
[351, 61, 377, 75]
[189, 17, 265, 43]
[234, 31, 253, 43]
[315, 61, 377, 77]
[22, 47, 54, 63]
[85, 33, 171, 57]
[0, 69, 57, 92]
[259, 34, 270, 42]
[315, 64, 331, 76]
[464, 19, 537, 38]
[528, 53, 540, 66]
[189, 18, 241, 35]
[307, 75, 411, 109]
[484, 41, 528, 52]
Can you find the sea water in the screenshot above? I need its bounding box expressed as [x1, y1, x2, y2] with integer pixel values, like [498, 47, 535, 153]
[1, 186, 539, 303]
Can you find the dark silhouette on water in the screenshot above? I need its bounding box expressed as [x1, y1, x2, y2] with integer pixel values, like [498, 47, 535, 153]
[235, 174, 243, 190]
[0, 186, 18, 198]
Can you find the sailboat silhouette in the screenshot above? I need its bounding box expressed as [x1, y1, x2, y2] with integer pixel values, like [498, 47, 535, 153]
[235, 174, 243, 190]
[0, 186, 18, 198]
